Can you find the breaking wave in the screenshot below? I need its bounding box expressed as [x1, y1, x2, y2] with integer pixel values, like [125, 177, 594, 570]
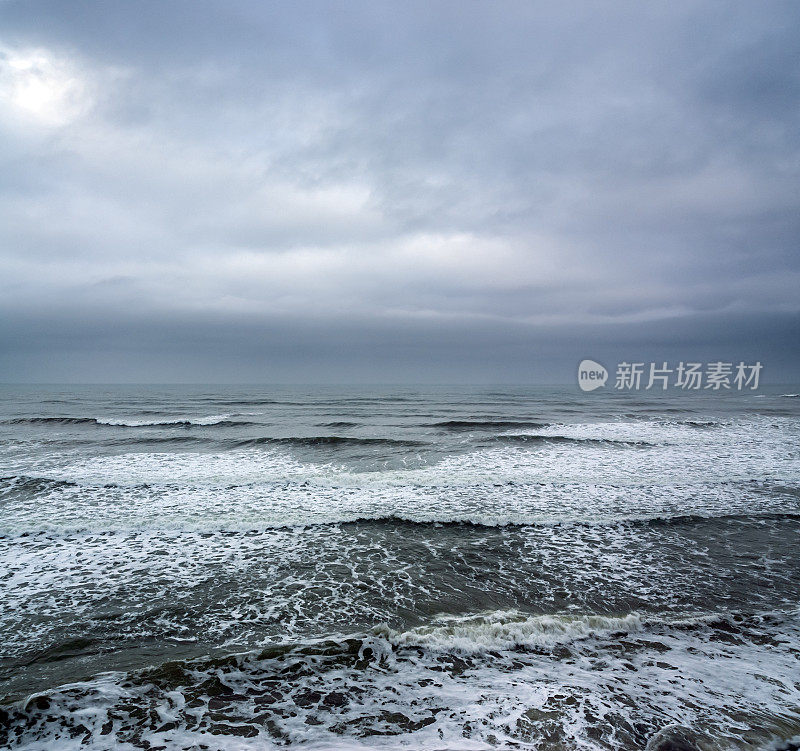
[426, 419, 549, 430]
[490, 434, 653, 447]
[235, 436, 428, 448]
[6, 415, 258, 427]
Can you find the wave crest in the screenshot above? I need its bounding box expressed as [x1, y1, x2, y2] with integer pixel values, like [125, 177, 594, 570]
[375, 610, 644, 652]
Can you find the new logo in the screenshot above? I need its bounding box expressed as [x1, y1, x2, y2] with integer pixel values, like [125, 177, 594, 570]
[577, 359, 608, 391]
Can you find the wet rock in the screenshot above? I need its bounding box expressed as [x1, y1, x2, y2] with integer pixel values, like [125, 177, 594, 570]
[322, 691, 348, 708]
[646, 725, 701, 751]
[196, 676, 232, 697]
[139, 661, 190, 690]
[207, 723, 259, 737]
[253, 690, 282, 705]
[293, 689, 322, 707]
[207, 694, 246, 710]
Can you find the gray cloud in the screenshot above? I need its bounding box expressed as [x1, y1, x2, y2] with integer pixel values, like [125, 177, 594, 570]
[0, 1, 798, 382]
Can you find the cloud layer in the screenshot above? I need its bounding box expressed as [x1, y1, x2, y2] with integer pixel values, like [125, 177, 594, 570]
[0, 1, 798, 381]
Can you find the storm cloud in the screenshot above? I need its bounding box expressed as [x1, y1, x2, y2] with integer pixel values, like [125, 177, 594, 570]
[0, 1, 798, 382]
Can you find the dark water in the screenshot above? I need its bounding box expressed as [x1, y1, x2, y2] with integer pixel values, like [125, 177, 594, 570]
[1, 385, 799, 750]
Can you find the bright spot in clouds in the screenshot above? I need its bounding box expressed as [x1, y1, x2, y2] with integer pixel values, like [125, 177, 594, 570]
[0, 46, 90, 126]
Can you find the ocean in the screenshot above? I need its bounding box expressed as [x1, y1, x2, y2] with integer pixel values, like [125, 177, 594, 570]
[0, 384, 799, 750]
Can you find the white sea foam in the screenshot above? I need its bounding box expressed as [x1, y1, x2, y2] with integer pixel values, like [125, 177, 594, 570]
[1, 414, 798, 534]
[3, 394, 799, 751]
[6, 609, 800, 751]
[99, 414, 236, 426]
[2, 514, 797, 667]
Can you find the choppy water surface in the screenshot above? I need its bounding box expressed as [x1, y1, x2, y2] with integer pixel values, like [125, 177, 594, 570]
[1, 385, 799, 750]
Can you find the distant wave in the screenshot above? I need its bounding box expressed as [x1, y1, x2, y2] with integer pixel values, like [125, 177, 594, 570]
[6, 417, 103, 425]
[235, 436, 427, 448]
[105, 436, 218, 447]
[627, 407, 695, 415]
[426, 420, 549, 431]
[103, 417, 259, 427]
[5, 416, 258, 428]
[491, 434, 653, 447]
[208, 400, 281, 406]
[330, 396, 422, 403]
[645, 419, 721, 429]
[317, 421, 361, 428]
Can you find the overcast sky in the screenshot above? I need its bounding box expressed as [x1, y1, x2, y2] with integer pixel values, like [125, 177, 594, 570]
[0, 1, 798, 383]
